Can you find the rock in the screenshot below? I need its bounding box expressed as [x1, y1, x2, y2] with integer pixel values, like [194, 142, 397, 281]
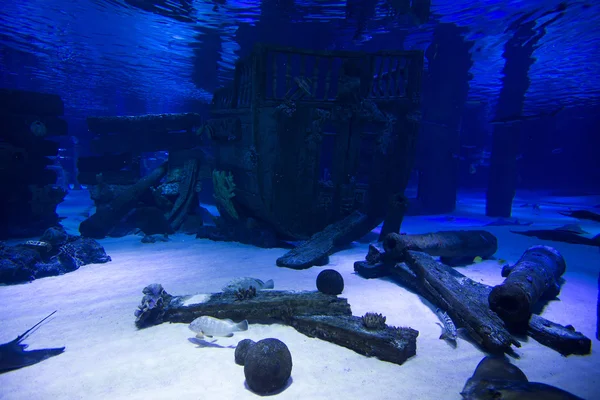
[234, 339, 256, 365]
[316, 269, 344, 295]
[0, 236, 111, 285]
[40, 226, 70, 246]
[244, 338, 292, 394]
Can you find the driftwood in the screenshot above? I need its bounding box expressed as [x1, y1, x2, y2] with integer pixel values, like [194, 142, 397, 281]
[134, 287, 351, 328]
[354, 246, 591, 356]
[276, 210, 377, 270]
[134, 285, 418, 366]
[79, 162, 168, 238]
[489, 246, 566, 326]
[378, 193, 409, 241]
[291, 315, 418, 365]
[382, 230, 498, 264]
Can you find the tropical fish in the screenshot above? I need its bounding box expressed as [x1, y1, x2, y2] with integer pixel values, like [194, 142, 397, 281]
[435, 308, 457, 342]
[23, 240, 53, 251]
[0, 311, 65, 374]
[461, 356, 584, 399]
[473, 256, 483, 263]
[222, 277, 274, 292]
[189, 316, 248, 339]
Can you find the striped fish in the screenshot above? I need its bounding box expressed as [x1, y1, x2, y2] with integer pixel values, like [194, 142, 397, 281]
[436, 308, 457, 342]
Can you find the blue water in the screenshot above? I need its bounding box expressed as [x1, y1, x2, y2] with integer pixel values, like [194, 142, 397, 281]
[1, 0, 599, 118]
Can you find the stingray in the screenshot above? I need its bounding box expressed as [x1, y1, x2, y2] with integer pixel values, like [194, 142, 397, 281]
[510, 229, 600, 247]
[485, 218, 533, 226]
[554, 223, 589, 235]
[558, 209, 600, 223]
[461, 356, 584, 399]
[0, 311, 65, 374]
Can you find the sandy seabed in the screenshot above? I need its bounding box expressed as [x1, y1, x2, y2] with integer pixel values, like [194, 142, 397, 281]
[1, 190, 599, 400]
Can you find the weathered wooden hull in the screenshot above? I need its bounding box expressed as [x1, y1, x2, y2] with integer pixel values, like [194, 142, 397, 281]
[209, 45, 424, 239]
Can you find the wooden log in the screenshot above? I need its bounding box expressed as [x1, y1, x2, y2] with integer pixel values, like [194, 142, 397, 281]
[354, 247, 591, 356]
[290, 315, 418, 366]
[382, 230, 498, 261]
[134, 285, 417, 366]
[489, 245, 566, 326]
[134, 287, 352, 328]
[0, 89, 64, 116]
[79, 162, 168, 238]
[378, 193, 409, 240]
[276, 210, 377, 270]
[87, 113, 203, 135]
[528, 315, 591, 356]
[388, 250, 519, 354]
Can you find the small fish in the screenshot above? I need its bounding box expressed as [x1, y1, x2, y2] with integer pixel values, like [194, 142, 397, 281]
[435, 308, 457, 342]
[222, 277, 274, 292]
[461, 356, 584, 399]
[497, 259, 507, 265]
[189, 316, 248, 339]
[473, 256, 483, 263]
[23, 240, 52, 251]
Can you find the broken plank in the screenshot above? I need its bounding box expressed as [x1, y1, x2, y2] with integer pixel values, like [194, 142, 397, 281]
[291, 315, 418, 366]
[276, 210, 377, 269]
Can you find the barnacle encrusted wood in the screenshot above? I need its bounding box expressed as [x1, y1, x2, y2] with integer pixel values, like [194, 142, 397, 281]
[354, 241, 591, 356]
[134, 285, 418, 366]
[382, 230, 498, 262]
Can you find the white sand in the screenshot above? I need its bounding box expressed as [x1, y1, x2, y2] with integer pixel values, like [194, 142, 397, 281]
[0, 190, 599, 399]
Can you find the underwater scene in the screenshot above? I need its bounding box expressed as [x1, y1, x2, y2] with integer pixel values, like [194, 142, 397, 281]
[1, 0, 599, 399]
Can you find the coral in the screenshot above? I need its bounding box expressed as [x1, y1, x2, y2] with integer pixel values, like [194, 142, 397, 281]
[235, 285, 257, 301]
[134, 284, 172, 328]
[212, 170, 238, 219]
[362, 312, 387, 330]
